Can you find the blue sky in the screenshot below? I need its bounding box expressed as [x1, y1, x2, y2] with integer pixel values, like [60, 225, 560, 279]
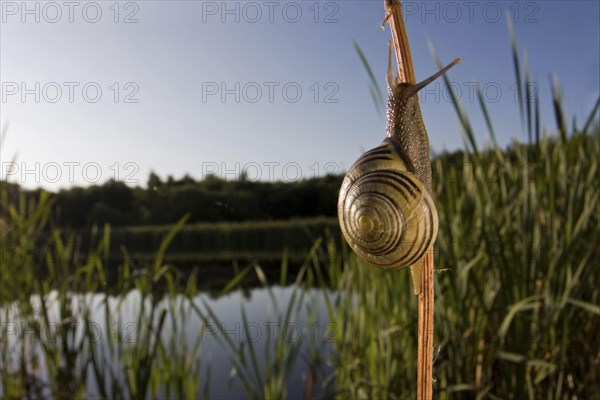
[1, 0, 598, 189]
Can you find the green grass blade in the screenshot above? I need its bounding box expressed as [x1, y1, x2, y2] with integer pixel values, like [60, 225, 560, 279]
[354, 40, 385, 117]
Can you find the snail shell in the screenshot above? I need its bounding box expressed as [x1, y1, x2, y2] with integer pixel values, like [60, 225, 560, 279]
[337, 137, 438, 270]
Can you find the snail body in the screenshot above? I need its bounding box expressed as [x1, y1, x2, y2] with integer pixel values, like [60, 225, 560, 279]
[338, 46, 460, 292]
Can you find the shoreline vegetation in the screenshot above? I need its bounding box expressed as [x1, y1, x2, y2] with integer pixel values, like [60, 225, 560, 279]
[1, 35, 599, 398]
[2, 114, 598, 400]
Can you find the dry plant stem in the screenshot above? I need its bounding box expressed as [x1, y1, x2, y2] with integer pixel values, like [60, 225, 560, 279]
[417, 252, 434, 399]
[383, 0, 416, 84]
[384, 0, 434, 398]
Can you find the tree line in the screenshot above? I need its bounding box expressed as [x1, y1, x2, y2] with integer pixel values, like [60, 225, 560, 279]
[2, 137, 567, 229]
[0, 172, 343, 228]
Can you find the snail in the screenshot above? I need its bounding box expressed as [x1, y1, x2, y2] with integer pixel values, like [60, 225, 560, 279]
[338, 44, 460, 293]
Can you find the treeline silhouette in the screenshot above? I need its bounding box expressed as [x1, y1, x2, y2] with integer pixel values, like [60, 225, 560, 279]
[1, 142, 547, 229]
[23, 172, 344, 228]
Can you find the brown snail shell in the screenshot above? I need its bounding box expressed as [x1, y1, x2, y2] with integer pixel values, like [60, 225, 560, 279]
[338, 137, 438, 271]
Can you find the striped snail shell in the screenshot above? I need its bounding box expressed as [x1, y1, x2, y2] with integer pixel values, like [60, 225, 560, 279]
[337, 137, 438, 270]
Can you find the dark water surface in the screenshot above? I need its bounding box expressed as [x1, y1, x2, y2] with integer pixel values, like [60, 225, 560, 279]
[1, 286, 336, 399]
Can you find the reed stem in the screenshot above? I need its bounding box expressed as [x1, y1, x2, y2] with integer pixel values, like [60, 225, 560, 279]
[417, 252, 434, 399]
[384, 1, 434, 398]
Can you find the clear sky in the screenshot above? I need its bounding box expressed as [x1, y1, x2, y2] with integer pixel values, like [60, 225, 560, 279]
[1, 0, 598, 190]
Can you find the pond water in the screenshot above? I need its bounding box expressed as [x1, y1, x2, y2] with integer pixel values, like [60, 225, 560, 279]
[0, 286, 337, 399]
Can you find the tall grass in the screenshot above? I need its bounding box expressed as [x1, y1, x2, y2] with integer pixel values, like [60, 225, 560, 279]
[0, 191, 210, 398]
[1, 30, 599, 399]
[323, 29, 599, 399]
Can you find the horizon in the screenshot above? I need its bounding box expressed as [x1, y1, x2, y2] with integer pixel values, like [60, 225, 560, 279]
[0, 135, 560, 193]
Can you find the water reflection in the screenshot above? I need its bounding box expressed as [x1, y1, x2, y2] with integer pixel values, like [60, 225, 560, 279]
[1, 286, 336, 399]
